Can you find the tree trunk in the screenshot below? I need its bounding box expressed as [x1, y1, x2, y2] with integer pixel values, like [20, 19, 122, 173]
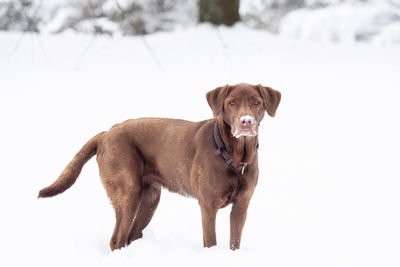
[199, 0, 240, 26]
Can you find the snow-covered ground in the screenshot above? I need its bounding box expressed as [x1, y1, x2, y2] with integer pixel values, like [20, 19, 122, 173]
[1, 24, 399, 267]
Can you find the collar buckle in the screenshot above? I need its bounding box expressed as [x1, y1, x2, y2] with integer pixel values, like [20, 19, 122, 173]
[239, 162, 247, 175]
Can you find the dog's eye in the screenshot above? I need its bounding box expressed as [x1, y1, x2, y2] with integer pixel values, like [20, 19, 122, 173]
[254, 101, 259, 105]
[229, 100, 236, 106]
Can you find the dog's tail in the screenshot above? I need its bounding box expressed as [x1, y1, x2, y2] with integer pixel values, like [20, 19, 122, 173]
[38, 132, 105, 198]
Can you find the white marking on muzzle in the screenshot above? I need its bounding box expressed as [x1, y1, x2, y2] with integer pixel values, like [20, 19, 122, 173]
[240, 115, 255, 126]
[233, 115, 257, 138]
[233, 131, 255, 138]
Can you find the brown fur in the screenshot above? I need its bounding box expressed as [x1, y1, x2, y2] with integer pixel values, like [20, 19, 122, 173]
[38, 83, 281, 250]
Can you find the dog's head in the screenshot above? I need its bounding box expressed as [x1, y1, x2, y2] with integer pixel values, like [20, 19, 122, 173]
[206, 83, 281, 138]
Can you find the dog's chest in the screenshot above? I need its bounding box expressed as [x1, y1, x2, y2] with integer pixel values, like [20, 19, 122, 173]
[220, 175, 245, 208]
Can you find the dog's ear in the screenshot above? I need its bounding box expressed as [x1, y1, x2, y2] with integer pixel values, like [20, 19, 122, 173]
[206, 85, 230, 117]
[256, 84, 281, 117]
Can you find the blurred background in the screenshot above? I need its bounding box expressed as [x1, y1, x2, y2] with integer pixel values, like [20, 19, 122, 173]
[1, 0, 400, 44]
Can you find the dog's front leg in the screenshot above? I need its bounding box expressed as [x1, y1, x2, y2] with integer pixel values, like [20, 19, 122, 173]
[229, 196, 251, 250]
[200, 204, 218, 247]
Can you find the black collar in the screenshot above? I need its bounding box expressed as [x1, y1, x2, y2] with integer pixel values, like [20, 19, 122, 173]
[212, 120, 249, 174]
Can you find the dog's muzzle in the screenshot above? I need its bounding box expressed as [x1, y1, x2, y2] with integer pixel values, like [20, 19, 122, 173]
[232, 115, 258, 138]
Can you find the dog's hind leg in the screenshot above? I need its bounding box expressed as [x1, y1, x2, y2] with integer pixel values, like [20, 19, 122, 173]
[98, 146, 144, 251]
[109, 187, 143, 250]
[128, 183, 161, 243]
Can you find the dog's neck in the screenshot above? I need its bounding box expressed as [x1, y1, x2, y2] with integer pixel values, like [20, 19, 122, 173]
[218, 118, 258, 166]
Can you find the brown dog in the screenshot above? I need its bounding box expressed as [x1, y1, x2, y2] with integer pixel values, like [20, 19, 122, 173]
[38, 83, 281, 250]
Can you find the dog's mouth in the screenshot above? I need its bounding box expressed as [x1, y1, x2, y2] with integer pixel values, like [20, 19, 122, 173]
[232, 115, 258, 138]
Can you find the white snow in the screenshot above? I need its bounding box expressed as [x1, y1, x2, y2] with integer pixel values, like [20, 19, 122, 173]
[1, 23, 400, 267]
[280, 2, 400, 44]
[233, 132, 255, 138]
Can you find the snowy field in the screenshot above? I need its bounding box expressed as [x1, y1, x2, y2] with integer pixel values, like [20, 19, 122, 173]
[1, 24, 400, 267]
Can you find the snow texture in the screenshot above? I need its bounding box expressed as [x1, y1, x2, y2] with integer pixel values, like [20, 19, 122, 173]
[1, 24, 400, 267]
[39, 0, 197, 35]
[280, 1, 400, 44]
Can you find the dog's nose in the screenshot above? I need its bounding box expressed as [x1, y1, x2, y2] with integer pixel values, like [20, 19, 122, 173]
[240, 115, 254, 127]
